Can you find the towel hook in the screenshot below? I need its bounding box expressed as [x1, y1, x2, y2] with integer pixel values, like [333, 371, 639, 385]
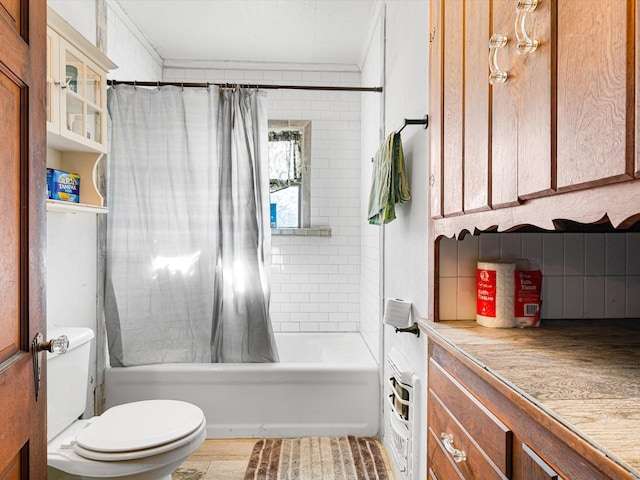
[396, 115, 429, 134]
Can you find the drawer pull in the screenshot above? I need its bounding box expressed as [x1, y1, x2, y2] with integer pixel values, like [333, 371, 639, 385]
[441, 433, 467, 463]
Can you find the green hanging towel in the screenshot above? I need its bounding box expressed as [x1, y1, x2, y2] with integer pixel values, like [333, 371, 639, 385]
[367, 132, 411, 225]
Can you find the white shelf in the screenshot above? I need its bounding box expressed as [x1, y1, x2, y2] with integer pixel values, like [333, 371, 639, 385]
[47, 199, 107, 214]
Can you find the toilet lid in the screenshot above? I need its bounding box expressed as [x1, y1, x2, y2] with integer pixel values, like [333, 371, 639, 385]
[75, 400, 204, 454]
[72, 417, 206, 462]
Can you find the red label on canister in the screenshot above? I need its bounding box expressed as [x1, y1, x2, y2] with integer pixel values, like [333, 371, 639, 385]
[476, 268, 496, 317]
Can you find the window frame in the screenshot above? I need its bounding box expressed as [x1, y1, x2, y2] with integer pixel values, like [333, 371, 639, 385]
[268, 119, 311, 229]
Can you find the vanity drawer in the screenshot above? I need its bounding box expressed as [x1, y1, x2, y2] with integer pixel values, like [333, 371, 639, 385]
[427, 426, 464, 480]
[429, 357, 512, 477]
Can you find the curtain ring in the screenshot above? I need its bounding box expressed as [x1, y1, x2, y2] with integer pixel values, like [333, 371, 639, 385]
[156, 81, 160, 90]
[181, 82, 184, 91]
[133, 80, 137, 90]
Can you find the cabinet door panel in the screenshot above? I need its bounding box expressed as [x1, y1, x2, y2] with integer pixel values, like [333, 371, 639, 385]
[490, 0, 520, 208]
[430, 0, 443, 219]
[463, 0, 491, 213]
[515, 0, 553, 199]
[442, 0, 464, 217]
[556, 0, 633, 191]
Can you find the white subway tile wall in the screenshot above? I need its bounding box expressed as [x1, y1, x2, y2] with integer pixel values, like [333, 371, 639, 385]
[162, 66, 362, 332]
[439, 232, 640, 320]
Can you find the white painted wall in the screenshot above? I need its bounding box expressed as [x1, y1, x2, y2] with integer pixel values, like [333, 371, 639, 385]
[47, 0, 96, 45]
[360, 2, 430, 479]
[46, 209, 99, 416]
[46, 210, 97, 332]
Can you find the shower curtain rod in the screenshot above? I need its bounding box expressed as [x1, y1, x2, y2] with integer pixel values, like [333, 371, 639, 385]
[107, 79, 383, 92]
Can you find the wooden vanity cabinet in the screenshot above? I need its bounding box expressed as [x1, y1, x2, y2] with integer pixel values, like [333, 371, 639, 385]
[426, 336, 635, 480]
[429, 0, 637, 234]
[428, 357, 512, 479]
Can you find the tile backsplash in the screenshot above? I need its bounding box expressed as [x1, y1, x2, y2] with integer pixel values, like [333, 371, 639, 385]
[439, 232, 640, 321]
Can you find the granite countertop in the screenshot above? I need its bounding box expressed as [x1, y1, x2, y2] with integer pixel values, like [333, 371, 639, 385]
[420, 319, 640, 478]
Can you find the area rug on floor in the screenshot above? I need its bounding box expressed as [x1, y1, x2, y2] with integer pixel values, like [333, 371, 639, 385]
[244, 436, 389, 480]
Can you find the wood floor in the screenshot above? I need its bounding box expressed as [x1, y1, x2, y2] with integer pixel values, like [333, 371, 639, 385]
[172, 438, 398, 480]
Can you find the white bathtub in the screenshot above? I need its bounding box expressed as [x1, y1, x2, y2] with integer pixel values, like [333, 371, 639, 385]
[103, 333, 379, 438]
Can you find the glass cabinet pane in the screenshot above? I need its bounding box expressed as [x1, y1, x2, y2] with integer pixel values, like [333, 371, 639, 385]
[87, 106, 101, 143]
[66, 95, 83, 135]
[86, 66, 101, 107]
[65, 51, 82, 96]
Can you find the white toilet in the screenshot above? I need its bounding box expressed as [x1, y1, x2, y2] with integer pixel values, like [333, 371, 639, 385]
[47, 327, 206, 480]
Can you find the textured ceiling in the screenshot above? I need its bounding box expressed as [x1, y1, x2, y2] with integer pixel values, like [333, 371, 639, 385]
[113, 0, 378, 66]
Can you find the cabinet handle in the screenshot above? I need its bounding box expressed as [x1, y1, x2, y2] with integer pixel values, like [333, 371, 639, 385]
[441, 433, 467, 463]
[515, 0, 539, 55]
[488, 34, 508, 85]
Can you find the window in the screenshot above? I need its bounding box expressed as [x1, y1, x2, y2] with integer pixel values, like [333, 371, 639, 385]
[268, 120, 310, 229]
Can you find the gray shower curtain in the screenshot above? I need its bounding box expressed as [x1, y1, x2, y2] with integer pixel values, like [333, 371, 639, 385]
[105, 85, 278, 366]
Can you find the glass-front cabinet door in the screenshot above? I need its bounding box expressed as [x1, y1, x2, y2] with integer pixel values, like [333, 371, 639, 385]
[46, 24, 112, 154]
[61, 44, 103, 146]
[46, 27, 58, 129]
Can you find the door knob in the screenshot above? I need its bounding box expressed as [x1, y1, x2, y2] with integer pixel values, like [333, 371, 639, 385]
[32, 333, 69, 401]
[37, 335, 69, 354]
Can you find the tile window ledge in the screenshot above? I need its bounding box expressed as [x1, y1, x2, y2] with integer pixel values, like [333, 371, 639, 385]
[271, 227, 332, 237]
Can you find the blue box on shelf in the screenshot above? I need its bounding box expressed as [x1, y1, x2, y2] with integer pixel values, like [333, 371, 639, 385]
[47, 168, 80, 203]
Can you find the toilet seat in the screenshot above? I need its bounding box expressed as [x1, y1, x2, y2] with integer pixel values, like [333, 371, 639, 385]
[48, 414, 207, 480]
[73, 399, 205, 462]
[73, 417, 206, 462]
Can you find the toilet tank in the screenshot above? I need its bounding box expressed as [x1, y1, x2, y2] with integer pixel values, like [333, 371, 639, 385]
[47, 327, 94, 442]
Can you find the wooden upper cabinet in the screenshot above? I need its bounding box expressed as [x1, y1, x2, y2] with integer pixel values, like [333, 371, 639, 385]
[442, 0, 464, 217]
[429, 0, 443, 219]
[492, 0, 553, 203]
[430, 0, 640, 235]
[464, 1, 491, 214]
[556, 0, 633, 191]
